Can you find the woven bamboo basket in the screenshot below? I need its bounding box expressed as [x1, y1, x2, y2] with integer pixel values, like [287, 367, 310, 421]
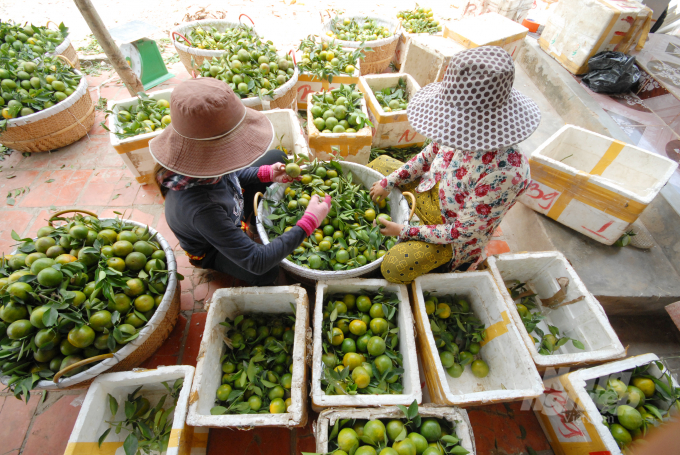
[0, 65, 94, 153]
[0, 212, 181, 391]
[172, 18, 260, 73]
[52, 37, 81, 70]
[321, 16, 401, 74]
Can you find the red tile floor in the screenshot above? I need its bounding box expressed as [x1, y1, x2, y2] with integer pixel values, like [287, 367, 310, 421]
[0, 65, 553, 455]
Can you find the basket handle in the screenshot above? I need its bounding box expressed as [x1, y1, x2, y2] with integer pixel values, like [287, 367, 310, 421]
[402, 191, 416, 221]
[253, 192, 264, 218]
[172, 31, 193, 47]
[239, 14, 255, 26]
[48, 209, 99, 226]
[288, 49, 297, 65]
[52, 353, 114, 383]
[320, 10, 332, 22]
[55, 54, 75, 68]
[45, 20, 59, 30]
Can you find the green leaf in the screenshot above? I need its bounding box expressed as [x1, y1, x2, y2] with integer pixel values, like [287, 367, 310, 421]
[98, 428, 111, 447]
[407, 399, 419, 419]
[123, 433, 138, 455]
[395, 427, 407, 442]
[571, 339, 585, 350]
[549, 325, 560, 336]
[441, 435, 460, 445]
[396, 404, 409, 417]
[124, 400, 136, 419]
[108, 393, 118, 416]
[450, 446, 469, 455]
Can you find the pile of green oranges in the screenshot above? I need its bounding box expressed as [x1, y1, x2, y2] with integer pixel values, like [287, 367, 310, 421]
[321, 290, 404, 395]
[397, 6, 441, 34]
[265, 159, 395, 271]
[178, 24, 254, 51]
[309, 84, 372, 134]
[298, 35, 364, 81]
[212, 313, 297, 415]
[424, 293, 490, 379]
[104, 94, 172, 139]
[327, 17, 393, 42]
[197, 25, 295, 99]
[0, 213, 174, 400]
[0, 21, 69, 58]
[0, 55, 81, 122]
[328, 401, 469, 455]
[589, 362, 679, 449]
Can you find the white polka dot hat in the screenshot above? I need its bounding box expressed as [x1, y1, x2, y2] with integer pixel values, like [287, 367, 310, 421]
[407, 46, 541, 152]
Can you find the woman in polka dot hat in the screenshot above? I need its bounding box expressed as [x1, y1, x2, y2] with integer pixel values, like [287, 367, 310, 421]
[369, 46, 540, 284]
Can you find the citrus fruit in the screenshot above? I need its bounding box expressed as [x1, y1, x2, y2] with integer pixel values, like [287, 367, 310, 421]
[632, 377, 655, 398]
[113, 240, 134, 257]
[25, 252, 46, 266]
[369, 303, 385, 319]
[35, 237, 56, 253]
[356, 447, 377, 455]
[60, 339, 81, 355]
[268, 397, 286, 413]
[124, 278, 146, 297]
[34, 328, 60, 349]
[458, 351, 473, 366]
[322, 352, 337, 368]
[29, 305, 50, 329]
[8, 254, 27, 270]
[8, 281, 32, 301]
[36, 226, 55, 237]
[280, 373, 292, 389]
[440, 351, 455, 369]
[625, 385, 645, 408]
[94, 333, 110, 350]
[349, 319, 367, 336]
[37, 267, 63, 287]
[369, 318, 388, 335]
[422, 448, 441, 455]
[387, 420, 405, 441]
[609, 423, 632, 447]
[133, 241, 154, 257]
[393, 438, 417, 455]
[89, 310, 113, 332]
[60, 355, 85, 377]
[407, 433, 428, 454]
[616, 405, 643, 431]
[367, 336, 386, 356]
[425, 300, 436, 315]
[68, 325, 95, 348]
[468, 342, 481, 355]
[109, 293, 132, 313]
[447, 363, 464, 378]
[70, 225, 89, 239]
[77, 249, 98, 266]
[117, 324, 137, 343]
[608, 378, 628, 398]
[134, 295, 155, 312]
[356, 295, 372, 312]
[471, 359, 490, 378]
[341, 338, 356, 353]
[420, 419, 442, 442]
[7, 319, 35, 339]
[364, 420, 386, 443]
[436, 303, 451, 319]
[352, 366, 370, 388]
[338, 428, 359, 452]
[55, 254, 77, 265]
[117, 231, 138, 243]
[106, 257, 126, 272]
[374, 355, 392, 375]
[343, 352, 364, 371]
[125, 252, 147, 271]
[144, 258, 165, 273]
[331, 327, 344, 345]
[34, 348, 57, 363]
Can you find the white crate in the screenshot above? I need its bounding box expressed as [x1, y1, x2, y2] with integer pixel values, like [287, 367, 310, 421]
[186, 286, 309, 428]
[358, 73, 425, 148]
[66, 366, 195, 455]
[108, 89, 173, 186]
[295, 62, 361, 111]
[534, 353, 679, 455]
[393, 29, 443, 70]
[315, 405, 476, 454]
[519, 125, 678, 245]
[539, 0, 652, 75]
[307, 93, 373, 165]
[311, 279, 422, 411]
[443, 12, 528, 59]
[486, 252, 625, 370]
[399, 35, 467, 88]
[412, 272, 543, 406]
[263, 109, 310, 159]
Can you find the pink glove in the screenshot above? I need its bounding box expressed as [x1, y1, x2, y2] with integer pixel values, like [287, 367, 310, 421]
[258, 163, 295, 183]
[296, 194, 332, 236]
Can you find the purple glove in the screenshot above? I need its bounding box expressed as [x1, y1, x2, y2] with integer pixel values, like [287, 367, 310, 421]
[296, 194, 332, 236]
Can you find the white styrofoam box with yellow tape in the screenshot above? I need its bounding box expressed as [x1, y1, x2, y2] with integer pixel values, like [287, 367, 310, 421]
[534, 353, 678, 455]
[65, 366, 195, 455]
[295, 62, 361, 111]
[311, 279, 422, 411]
[186, 285, 309, 428]
[307, 93, 373, 165]
[486, 252, 625, 371]
[539, 0, 652, 75]
[411, 272, 543, 406]
[264, 109, 310, 159]
[518, 125, 678, 245]
[443, 12, 528, 59]
[399, 35, 467, 89]
[108, 89, 173, 186]
[315, 406, 477, 454]
[358, 73, 425, 148]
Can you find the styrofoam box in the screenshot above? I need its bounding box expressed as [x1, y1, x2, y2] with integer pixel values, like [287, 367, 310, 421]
[393, 29, 443, 70]
[486, 252, 625, 370]
[264, 109, 310, 159]
[66, 366, 195, 455]
[315, 406, 477, 454]
[307, 93, 373, 165]
[539, 0, 652, 75]
[534, 353, 678, 455]
[399, 35, 467, 88]
[412, 272, 543, 406]
[311, 279, 422, 411]
[443, 12, 528, 59]
[295, 61, 361, 110]
[358, 73, 425, 148]
[108, 89, 173, 185]
[186, 285, 309, 428]
[518, 125, 678, 245]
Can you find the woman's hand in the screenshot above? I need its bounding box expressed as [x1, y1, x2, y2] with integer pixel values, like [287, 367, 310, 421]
[370, 181, 390, 202]
[270, 163, 296, 183]
[376, 217, 404, 237]
[296, 194, 332, 236]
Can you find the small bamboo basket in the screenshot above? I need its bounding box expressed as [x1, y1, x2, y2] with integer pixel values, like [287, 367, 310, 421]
[47, 21, 81, 69]
[0, 56, 94, 153]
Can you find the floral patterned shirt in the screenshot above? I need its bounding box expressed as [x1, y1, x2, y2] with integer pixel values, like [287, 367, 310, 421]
[380, 142, 531, 269]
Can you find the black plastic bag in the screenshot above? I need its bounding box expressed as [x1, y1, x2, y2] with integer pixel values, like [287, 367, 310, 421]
[582, 51, 641, 94]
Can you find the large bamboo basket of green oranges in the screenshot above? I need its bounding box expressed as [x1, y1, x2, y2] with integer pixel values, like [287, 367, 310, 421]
[0, 210, 180, 399]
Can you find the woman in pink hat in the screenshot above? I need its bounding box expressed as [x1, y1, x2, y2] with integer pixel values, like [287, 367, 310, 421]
[369, 46, 541, 284]
[149, 78, 330, 285]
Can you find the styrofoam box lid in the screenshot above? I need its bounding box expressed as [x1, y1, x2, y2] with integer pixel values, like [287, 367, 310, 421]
[107, 89, 173, 148]
[414, 272, 543, 404]
[186, 285, 308, 427]
[316, 405, 476, 454]
[532, 125, 679, 203]
[67, 366, 195, 455]
[447, 12, 528, 45]
[312, 279, 422, 408]
[486, 252, 625, 367]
